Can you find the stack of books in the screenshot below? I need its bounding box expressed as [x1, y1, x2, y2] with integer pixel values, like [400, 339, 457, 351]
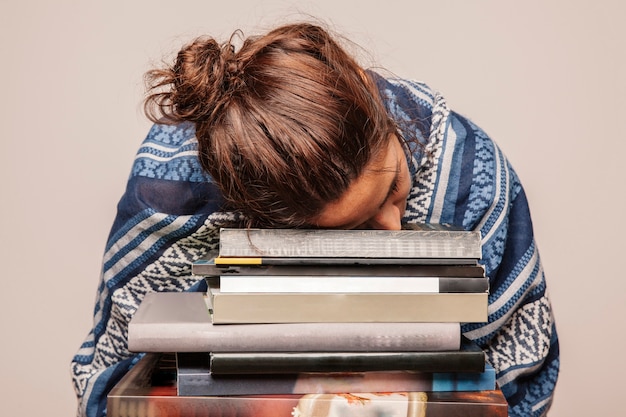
[113, 224, 508, 417]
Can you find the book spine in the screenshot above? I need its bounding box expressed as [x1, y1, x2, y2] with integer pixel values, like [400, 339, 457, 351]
[211, 256, 480, 266]
[209, 289, 488, 324]
[130, 321, 462, 353]
[107, 354, 506, 417]
[207, 349, 485, 374]
[194, 262, 486, 277]
[176, 353, 497, 397]
[128, 293, 462, 353]
[218, 276, 489, 293]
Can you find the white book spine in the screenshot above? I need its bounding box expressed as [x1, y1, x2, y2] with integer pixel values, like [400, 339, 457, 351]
[219, 276, 440, 293]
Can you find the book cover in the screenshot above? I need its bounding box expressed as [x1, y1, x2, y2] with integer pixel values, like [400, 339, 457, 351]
[218, 226, 482, 260]
[107, 353, 507, 417]
[177, 352, 497, 396]
[208, 284, 488, 324]
[207, 338, 484, 374]
[128, 292, 461, 352]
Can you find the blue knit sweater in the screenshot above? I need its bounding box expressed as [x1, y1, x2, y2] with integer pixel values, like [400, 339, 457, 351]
[71, 76, 559, 417]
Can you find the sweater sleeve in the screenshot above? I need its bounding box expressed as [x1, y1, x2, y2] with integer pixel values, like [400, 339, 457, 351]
[459, 121, 560, 416]
[379, 77, 559, 417]
[441, 112, 560, 417]
[70, 123, 238, 417]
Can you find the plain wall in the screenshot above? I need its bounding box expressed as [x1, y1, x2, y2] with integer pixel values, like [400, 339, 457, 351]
[1, 0, 624, 415]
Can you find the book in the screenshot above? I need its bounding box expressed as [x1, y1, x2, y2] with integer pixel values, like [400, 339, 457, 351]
[208, 283, 488, 324]
[176, 352, 498, 396]
[128, 292, 462, 352]
[212, 256, 480, 266]
[208, 337, 485, 374]
[193, 261, 489, 293]
[218, 224, 482, 260]
[107, 353, 508, 417]
[193, 261, 486, 278]
[218, 275, 490, 293]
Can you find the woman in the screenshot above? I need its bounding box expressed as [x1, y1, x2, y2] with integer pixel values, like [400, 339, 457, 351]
[71, 23, 559, 417]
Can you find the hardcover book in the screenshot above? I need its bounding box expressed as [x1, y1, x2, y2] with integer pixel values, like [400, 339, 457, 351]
[177, 351, 497, 396]
[107, 353, 508, 417]
[207, 337, 484, 374]
[193, 260, 486, 277]
[128, 292, 462, 352]
[208, 283, 488, 324]
[217, 225, 482, 260]
[218, 275, 489, 293]
[212, 255, 480, 266]
[193, 261, 489, 293]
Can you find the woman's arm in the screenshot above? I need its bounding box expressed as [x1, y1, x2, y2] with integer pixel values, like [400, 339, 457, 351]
[70, 122, 235, 417]
[381, 77, 559, 416]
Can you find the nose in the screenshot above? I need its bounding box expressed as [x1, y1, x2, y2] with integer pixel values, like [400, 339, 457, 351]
[366, 203, 402, 230]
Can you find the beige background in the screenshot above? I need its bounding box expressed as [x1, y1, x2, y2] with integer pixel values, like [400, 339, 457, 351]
[1, 0, 624, 415]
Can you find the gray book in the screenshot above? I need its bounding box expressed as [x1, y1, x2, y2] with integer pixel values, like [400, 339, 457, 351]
[218, 225, 482, 260]
[128, 292, 462, 353]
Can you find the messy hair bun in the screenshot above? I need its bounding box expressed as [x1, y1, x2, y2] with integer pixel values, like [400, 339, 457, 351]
[144, 23, 398, 227]
[144, 34, 243, 124]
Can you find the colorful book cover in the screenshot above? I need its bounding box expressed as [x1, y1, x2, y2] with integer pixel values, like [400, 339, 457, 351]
[107, 354, 507, 417]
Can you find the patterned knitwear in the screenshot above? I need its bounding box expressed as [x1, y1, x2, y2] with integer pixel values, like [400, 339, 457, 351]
[70, 75, 559, 417]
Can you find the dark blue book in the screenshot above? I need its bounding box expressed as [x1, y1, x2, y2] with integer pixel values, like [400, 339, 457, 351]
[177, 351, 496, 396]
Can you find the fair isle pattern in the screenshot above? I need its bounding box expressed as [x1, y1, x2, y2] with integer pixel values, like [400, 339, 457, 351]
[71, 76, 558, 417]
[409, 91, 450, 224]
[131, 122, 212, 182]
[71, 211, 239, 416]
[386, 78, 558, 416]
[383, 79, 448, 224]
[464, 120, 513, 276]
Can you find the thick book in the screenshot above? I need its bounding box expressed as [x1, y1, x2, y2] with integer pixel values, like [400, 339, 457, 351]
[177, 352, 497, 396]
[107, 353, 507, 417]
[208, 283, 488, 324]
[128, 292, 462, 352]
[208, 338, 485, 374]
[218, 224, 482, 260]
[193, 261, 489, 293]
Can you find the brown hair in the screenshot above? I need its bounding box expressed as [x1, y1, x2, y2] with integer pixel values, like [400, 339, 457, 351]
[144, 23, 397, 227]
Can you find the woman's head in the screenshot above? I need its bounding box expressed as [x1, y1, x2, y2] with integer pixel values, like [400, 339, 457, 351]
[144, 23, 402, 227]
